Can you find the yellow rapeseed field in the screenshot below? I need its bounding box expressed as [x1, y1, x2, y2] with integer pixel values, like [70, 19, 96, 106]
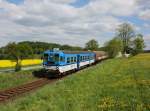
[0, 59, 42, 68]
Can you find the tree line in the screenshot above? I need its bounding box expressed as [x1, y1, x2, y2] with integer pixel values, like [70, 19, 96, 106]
[0, 22, 145, 71]
[0, 42, 83, 71]
[85, 23, 145, 58]
[0, 41, 83, 60]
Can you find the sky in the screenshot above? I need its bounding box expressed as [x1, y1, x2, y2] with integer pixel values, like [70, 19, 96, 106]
[0, 0, 150, 49]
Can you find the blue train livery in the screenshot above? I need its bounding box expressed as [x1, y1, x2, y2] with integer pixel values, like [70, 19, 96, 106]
[43, 49, 95, 73]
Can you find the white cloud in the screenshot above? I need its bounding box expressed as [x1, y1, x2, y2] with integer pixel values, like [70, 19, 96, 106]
[0, 0, 149, 48]
[143, 34, 150, 50]
[144, 35, 150, 41]
[83, 0, 138, 16]
[139, 9, 150, 20]
[52, 0, 76, 4]
[136, 0, 150, 20]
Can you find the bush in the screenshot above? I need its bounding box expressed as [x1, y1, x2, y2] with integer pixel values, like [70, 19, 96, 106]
[15, 62, 21, 72]
[105, 38, 123, 58]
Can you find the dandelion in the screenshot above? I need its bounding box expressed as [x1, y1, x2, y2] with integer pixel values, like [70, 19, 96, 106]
[97, 97, 115, 110]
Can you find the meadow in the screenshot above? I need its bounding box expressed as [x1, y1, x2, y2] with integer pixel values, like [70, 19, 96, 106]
[0, 70, 38, 90]
[0, 53, 150, 111]
[0, 59, 42, 68]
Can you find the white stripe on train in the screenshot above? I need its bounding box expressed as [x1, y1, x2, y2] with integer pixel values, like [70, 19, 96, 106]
[44, 59, 95, 73]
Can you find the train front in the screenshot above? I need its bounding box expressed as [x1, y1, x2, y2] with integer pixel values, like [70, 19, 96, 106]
[42, 50, 61, 73]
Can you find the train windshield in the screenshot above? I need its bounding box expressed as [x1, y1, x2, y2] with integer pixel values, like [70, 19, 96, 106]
[44, 53, 60, 63]
[53, 54, 59, 62]
[49, 53, 60, 62]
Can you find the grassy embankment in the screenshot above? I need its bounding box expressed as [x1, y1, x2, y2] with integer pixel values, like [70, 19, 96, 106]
[0, 59, 42, 90]
[0, 54, 150, 111]
[0, 70, 38, 90]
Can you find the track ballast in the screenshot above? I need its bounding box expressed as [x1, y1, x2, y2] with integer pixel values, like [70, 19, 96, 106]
[0, 78, 53, 103]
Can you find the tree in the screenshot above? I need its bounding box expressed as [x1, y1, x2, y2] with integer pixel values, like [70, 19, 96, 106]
[105, 38, 123, 58]
[85, 39, 99, 50]
[132, 34, 145, 55]
[5, 42, 32, 71]
[116, 23, 135, 54]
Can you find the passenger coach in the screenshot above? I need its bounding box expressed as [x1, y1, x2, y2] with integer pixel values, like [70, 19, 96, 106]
[43, 49, 95, 74]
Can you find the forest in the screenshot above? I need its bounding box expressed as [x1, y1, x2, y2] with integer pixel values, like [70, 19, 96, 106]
[0, 41, 83, 60]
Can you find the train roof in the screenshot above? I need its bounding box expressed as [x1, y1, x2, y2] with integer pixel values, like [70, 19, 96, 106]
[44, 50, 94, 54]
[62, 51, 94, 54]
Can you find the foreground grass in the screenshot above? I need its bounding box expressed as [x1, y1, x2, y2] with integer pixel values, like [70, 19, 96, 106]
[0, 70, 38, 90]
[1, 54, 150, 111]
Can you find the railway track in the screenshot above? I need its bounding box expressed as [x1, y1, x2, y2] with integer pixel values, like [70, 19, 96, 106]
[0, 59, 106, 104]
[0, 78, 55, 103]
[0, 69, 80, 103]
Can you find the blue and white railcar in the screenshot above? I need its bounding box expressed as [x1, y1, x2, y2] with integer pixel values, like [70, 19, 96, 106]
[43, 50, 95, 74]
[78, 53, 95, 68]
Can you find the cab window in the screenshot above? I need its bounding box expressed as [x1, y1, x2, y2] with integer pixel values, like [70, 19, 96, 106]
[54, 54, 59, 62]
[60, 56, 65, 62]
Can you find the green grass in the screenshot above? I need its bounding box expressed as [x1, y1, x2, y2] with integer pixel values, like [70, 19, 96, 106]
[0, 70, 38, 90]
[0, 54, 150, 111]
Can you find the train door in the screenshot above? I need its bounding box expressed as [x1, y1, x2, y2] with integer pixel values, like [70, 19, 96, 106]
[77, 55, 80, 70]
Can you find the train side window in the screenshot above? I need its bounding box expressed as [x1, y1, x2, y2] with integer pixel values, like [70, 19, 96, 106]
[86, 56, 88, 60]
[67, 57, 70, 63]
[71, 57, 74, 63]
[80, 56, 82, 61]
[90, 56, 92, 60]
[74, 57, 77, 62]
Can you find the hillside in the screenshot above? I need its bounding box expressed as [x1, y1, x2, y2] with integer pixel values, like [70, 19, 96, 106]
[0, 54, 150, 111]
[0, 41, 83, 60]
